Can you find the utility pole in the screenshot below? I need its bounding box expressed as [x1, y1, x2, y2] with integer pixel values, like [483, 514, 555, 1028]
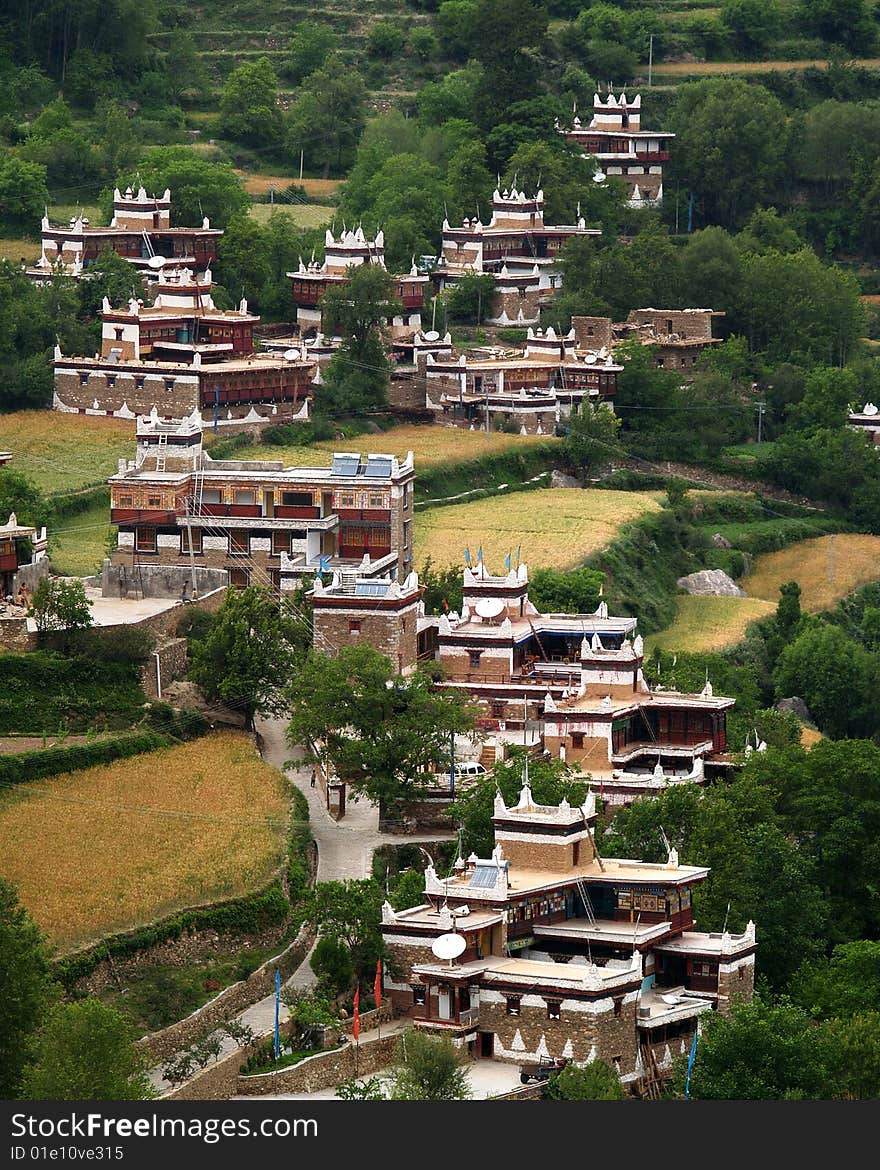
[755, 400, 766, 444]
[829, 534, 835, 584]
[648, 34, 654, 88]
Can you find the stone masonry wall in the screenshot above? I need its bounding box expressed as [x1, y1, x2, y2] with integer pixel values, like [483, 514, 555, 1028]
[716, 953, 755, 1016]
[313, 604, 419, 672]
[0, 616, 37, 652]
[141, 637, 189, 700]
[571, 316, 613, 349]
[55, 367, 200, 417]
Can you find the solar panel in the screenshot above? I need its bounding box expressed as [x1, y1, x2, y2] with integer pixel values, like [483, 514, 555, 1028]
[470, 865, 499, 889]
[354, 581, 390, 597]
[332, 454, 361, 477]
[364, 456, 393, 478]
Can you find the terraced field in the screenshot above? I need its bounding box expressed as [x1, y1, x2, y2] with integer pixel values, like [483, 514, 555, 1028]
[645, 595, 776, 654]
[0, 411, 133, 494]
[744, 534, 880, 612]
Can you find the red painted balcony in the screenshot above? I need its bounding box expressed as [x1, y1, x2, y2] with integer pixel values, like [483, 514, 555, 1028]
[110, 508, 179, 525]
[196, 503, 261, 518]
[275, 505, 320, 520]
[0, 551, 18, 572]
[336, 508, 391, 523]
[633, 150, 671, 163]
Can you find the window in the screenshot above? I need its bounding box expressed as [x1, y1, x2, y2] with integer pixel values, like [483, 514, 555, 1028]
[135, 377, 145, 389]
[164, 379, 174, 391]
[506, 997, 520, 1017]
[491, 701, 505, 719]
[234, 489, 255, 505]
[412, 985, 426, 1007]
[229, 530, 249, 555]
[107, 375, 116, 388]
[147, 495, 161, 508]
[469, 651, 482, 669]
[547, 1001, 561, 1021]
[282, 491, 313, 507]
[182, 528, 202, 554]
[118, 495, 133, 508]
[369, 493, 385, 507]
[349, 620, 362, 635]
[229, 566, 249, 588]
[202, 488, 222, 505]
[135, 527, 156, 553]
[613, 998, 623, 1019]
[572, 732, 584, 749]
[272, 531, 290, 556]
[79, 373, 88, 385]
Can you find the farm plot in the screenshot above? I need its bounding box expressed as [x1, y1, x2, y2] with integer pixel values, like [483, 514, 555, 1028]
[645, 595, 776, 654]
[0, 731, 289, 950]
[414, 488, 663, 571]
[0, 411, 133, 494]
[744, 535, 880, 612]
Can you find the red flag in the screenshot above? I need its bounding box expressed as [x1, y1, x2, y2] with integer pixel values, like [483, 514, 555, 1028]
[352, 986, 360, 1042]
[374, 960, 383, 1012]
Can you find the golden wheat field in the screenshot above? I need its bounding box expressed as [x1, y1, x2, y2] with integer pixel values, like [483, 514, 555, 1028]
[0, 410, 134, 494]
[744, 535, 880, 612]
[232, 424, 558, 473]
[645, 595, 776, 655]
[414, 487, 663, 571]
[0, 732, 289, 951]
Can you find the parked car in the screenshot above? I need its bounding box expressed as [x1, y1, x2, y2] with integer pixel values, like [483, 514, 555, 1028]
[454, 761, 488, 779]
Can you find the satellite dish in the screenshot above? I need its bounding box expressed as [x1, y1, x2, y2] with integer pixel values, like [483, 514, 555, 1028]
[424, 330, 440, 342]
[432, 933, 466, 962]
[593, 170, 606, 184]
[284, 348, 301, 361]
[147, 255, 165, 269]
[475, 597, 505, 620]
[585, 353, 597, 364]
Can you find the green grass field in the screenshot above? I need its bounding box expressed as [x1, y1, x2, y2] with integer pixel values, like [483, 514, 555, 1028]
[0, 411, 134, 494]
[49, 494, 115, 578]
[248, 203, 336, 228]
[645, 595, 776, 654]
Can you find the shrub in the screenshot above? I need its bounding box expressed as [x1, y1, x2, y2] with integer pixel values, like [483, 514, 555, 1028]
[0, 731, 170, 789]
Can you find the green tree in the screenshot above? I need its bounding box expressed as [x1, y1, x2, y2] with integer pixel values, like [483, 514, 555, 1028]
[388, 1029, 471, 1100]
[435, 0, 478, 61]
[445, 140, 494, 223]
[720, 0, 780, 53]
[0, 879, 57, 1099]
[824, 1013, 880, 1099]
[773, 624, 879, 739]
[310, 936, 354, 997]
[114, 148, 249, 228]
[286, 58, 366, 177]
[390, 868, 426, 910]
[787, 366, 858, 431]
[564, 403, 623, 476]
[673, 997, 828, 1099]
[791, 940, 880, 1021]
[471, 0, 549, 129]
[669, 78, 788, 227]
[189, 586, 308, 730]
[679, 227, 742, 318]
[0, 156, 49, 234]
[544, 1060, 626, 1099]
[0, 469, 45, 528]
[163, 31, 209, 104]
[94, 99, 140, 181]
[795, 0, 876, 52]
[286, 644, 476, 809]
[306, 880, 384, 985]
[21, 1000, 155, 1100]
[285, 21, 337, 84]
[529, 566, 604, 614]
[220, 57, 283, 148]
[77, 247, 147, 319]
[368, 21, 405, 58]
[29, 578, 93, 645]
[443, 273, 496, 323]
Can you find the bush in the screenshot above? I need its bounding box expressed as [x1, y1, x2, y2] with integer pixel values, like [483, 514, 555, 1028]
[0, 650, 146, 733]
[0, 731, 170, 789]
[367, 22, 406, 59]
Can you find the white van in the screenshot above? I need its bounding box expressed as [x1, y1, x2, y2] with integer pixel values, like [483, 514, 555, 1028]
[453, 761, 488, 779]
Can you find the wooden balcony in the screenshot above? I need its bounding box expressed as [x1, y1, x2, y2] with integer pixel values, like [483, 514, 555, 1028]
[275, 504, 320, 520]
[0, 552, 18, 572]
[336, 508, 392, 523]
[632, 150, 671, 163]
[197, 502, 261, 518]
[110, 508, 179, 525]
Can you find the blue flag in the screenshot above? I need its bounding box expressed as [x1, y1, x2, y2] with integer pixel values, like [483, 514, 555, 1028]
[464, 547, 471, 565]
[477, 545, 483, 563]
[505, 551, 511, 570]
[274, 968, 281, 1060]
[318, 554, 330, 575]
[684, 1028, 698, 1098]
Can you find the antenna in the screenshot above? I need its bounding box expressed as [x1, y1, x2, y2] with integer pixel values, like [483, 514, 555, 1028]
[659, 825, 671, 856]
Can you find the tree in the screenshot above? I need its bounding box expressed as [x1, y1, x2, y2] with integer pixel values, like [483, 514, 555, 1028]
[443, 273, 496, 323]
[791, 940, 880, 1021]
[795, 0, 876, 53]
[445, 140, 494, 223]
[773, 624, 879, 740]
[93, 99, 140, 181]
[787, 366, 858, 431]
[673, 997, 828, 1099]
[470, 0, 549, 129]
[544, 1060, 626, 1099]
[824, 1013, 880, 1100]
[679, 227, 742, 318]
[388, 1029, 471, 1100]
[29, 578, 93, 645]
[564, 403, 623, 476]
[220, 58, 283, 148]
[285, 21, 337, 84]
[77, 247, 147, 319]
[286, 643, 476, 809]
[163, 31, 209, 104]
[21, 1000, 155, 1100]
[310, 936, 354, 997]
[0, 879, 56, 1099]
[720, 0, 781, 54]
[286, 59, 366, 177]
[306, 880, 385, 985]
[390, 868, 426, 910]
[368, 21, 405, 58]
[0, 156, 49, 234]
[114, 148, 249, 228]
[0, 469, 45, 529]
[669, 79, 788, 228]
[189, 586, 308, 730]
[529, 566, 604, 614]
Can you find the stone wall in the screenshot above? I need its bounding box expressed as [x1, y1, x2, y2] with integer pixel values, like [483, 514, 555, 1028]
[100, 560, 228, 601]
[717, 953, 755, 1015]
[13, 558, 49, 596]
[0, 615, 36, 652]
[54, 365, 200, 418]
[141, 637, 189, 700]
[388, 371, 428, 413]
[571, 316, 613, 350]
[235, 1035, 398, 1097]
[137, 924, 315, 1066]
[627, 309, 714, 340]
[313, 602, 419, 673]
[380, 794, 455, 834]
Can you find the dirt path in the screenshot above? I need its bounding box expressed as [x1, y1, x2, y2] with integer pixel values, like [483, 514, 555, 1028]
[618, 457, 824, 509]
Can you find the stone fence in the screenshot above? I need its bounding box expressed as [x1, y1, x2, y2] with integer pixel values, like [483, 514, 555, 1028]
[138, 923, 314, 1066]
[235, 1034, 398, 1097]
